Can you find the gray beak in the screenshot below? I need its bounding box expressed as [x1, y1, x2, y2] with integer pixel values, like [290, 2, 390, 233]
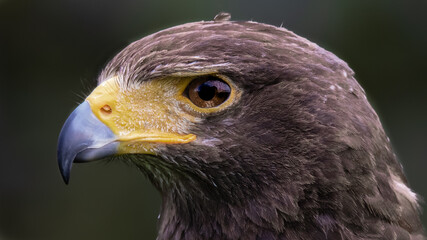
[57, 101, 118, 184]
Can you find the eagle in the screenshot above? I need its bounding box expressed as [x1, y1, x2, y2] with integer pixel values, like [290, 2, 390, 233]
[57, 13, 425, 240]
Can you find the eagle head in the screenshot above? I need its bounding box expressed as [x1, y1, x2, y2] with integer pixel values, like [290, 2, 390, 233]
[57, 14, 425, 240]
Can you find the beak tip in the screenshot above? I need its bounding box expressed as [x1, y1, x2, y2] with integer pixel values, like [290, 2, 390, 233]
[61, 170, 70, 185]
[58, 156, 71, 185]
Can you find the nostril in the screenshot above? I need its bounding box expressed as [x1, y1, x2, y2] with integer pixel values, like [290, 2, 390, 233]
[100, 104, 112, 114]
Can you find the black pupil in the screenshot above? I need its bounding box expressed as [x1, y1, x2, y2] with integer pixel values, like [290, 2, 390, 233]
[197, 81, 217, 101]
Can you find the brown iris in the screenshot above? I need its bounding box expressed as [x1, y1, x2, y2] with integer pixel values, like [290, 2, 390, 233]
[186, 76, 231, 108]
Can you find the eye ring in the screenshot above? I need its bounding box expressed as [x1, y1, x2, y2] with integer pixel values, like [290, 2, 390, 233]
[185, 76, 231, 108]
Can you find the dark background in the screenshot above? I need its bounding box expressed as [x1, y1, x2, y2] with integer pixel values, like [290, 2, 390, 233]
[0, 0, 426, 239]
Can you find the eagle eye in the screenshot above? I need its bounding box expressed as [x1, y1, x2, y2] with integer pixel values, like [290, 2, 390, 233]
[186, 76, 231, 108]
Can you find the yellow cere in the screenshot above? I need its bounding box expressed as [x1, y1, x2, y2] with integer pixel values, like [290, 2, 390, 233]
[85, 74, 239, 155]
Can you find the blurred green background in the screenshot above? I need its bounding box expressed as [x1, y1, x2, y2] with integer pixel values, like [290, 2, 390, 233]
[0, 0, 426, 239]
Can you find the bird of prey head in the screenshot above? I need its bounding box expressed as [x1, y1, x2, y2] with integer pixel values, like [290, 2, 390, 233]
[58, 14, 425, 240]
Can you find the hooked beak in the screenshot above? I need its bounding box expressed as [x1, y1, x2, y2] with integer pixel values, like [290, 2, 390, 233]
[57, 101, 118, 184]
[57, 77, 197, 184]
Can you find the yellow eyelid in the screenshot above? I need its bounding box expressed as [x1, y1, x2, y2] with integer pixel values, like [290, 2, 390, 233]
[176, 74, 241, 114]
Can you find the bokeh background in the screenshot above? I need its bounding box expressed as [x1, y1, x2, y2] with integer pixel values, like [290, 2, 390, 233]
[0, 0, 426, 239]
